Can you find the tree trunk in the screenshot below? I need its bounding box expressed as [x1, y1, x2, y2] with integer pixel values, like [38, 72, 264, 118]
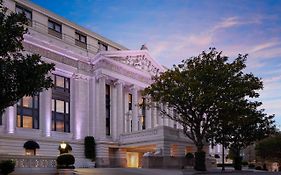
[233, 148, 242, 170]
[194, 144, 206, 171]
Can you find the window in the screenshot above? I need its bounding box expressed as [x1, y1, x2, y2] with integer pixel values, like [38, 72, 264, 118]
[17, 96, 39, 129]
[106, 84, 110, 136]
[16, 4, 32, 26]
[52, 74, 70, 132]
[140, 98, 146, 130]
[48, 20, 62, 39]
[98, 41, 108, 51]
[75, 32, 87, 49]
[128, 94, 132, 111]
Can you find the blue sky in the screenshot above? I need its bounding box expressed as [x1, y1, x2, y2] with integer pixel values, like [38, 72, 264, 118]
[30, 0, 281, 126]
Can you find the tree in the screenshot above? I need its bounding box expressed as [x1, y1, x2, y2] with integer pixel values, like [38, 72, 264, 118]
[255, 134, 281, 162]
[143, 48, 268, 171]
[0, 0, 54, 112]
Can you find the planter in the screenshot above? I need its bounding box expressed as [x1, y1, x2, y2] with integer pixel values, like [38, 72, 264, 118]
[57, 169, 74, 175]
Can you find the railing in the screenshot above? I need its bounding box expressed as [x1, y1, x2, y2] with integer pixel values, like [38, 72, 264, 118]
[28, 20, 101, 54]
[0, 155, 56, 168]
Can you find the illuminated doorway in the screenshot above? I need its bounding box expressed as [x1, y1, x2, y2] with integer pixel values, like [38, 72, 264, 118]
[126, 152, 139, 168]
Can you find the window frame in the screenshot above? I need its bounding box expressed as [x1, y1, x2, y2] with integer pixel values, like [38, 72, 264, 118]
[98, 41, 108, 51]
[105, 84, 111, 136]
[15, 4, 32, 26]
[17, 95, 39, 129]
[52, 74, 70, 133]
[48, 19, 62, 39]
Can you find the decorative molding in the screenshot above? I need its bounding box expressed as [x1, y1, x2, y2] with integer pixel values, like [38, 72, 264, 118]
[110, 54, 160, 75]
[72, 73, 89, 80]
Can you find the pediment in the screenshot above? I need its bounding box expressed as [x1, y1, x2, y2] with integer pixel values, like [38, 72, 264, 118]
[92, 50, 165, 76]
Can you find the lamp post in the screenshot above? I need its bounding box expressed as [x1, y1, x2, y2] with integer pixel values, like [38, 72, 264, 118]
[59, 141, 67, 154]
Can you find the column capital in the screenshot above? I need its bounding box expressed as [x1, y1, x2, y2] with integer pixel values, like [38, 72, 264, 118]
[113, 79, 125, 87]
[95, 74, 108, 81]
[129, 85, 140, 92]
[72, 73, 89, 80]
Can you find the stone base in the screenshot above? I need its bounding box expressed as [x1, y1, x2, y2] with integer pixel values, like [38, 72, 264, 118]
[57, 169, 74, 175]
[95, 157, 127, 168]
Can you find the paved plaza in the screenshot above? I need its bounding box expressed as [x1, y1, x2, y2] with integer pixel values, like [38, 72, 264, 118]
[10, 168, 281, 175]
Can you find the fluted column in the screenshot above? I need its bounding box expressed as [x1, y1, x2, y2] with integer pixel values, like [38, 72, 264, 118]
[163, 104, 169, 126]
[71, 76, 80, 139]
[116, 81, 124, 135]
[158, 103, 164, 126]
[131, 86, 139, 132]
[96, 75, 106, 138]
[112, 83, 118, 140]
[145, 98, 152, 129]
[40, 89, 52, 137]
[5, 105, 16, 134]
[152, 102, 157, 127]
[89, 77, 96, 136]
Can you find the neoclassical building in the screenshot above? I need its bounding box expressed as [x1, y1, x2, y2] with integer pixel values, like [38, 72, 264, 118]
[0, 0, 199, 168]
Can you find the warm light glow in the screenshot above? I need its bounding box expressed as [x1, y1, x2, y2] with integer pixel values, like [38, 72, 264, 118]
[60, 142, 67, 149]
[126, 152, 139, 168]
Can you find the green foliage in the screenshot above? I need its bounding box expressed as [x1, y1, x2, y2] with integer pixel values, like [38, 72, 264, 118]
[143, 48, 275, 170]
[255, 134, 281, 161]
[56, 153, 75, 169]
[0, 160, 15, 175]
[194, 152, 206, 171]
[0, 0, 54, 112]
[84, 136, 96, 161]
[185, 152, 194, 159]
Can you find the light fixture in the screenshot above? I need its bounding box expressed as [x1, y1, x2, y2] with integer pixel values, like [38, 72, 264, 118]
[60, 141, 67, 149]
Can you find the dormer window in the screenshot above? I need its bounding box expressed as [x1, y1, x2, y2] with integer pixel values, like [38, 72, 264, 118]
[15, 4, 32, 26]
[48, 19, 62, 39]
[75, 31, 87, 49]
[98, 41, 108, 51]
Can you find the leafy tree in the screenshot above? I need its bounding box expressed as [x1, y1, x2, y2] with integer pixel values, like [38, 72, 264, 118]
[255, 134, 281, 162]
[0, 0, 54, 112]
[143, 48, 270, 171]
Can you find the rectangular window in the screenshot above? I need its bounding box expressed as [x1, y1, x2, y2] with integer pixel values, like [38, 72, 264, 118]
[98, 41, 108, 51]
[75, 32, 87, 49]
[141, 98, 146, 130]
[17, 96, 39, 129]
[48, 19, 62, 39]
[128, 94, 132, 111]
[16, 4, 32, 26]
[106, 84, 110, 136]
[52, 74, 70, 133]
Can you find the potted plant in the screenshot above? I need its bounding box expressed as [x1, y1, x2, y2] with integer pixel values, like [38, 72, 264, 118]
[56, 153, 75, 175]
[0, 160, 15, 175]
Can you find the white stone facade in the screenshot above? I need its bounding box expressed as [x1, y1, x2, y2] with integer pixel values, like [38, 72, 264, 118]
[0, 0, 196, 168]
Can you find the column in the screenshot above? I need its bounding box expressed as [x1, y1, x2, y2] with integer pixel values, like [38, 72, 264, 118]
[158, 103, 164, 126]
[96, 75, 106, 139]
[5, 105, 16, 134]
[89, 77, 96, 136]
[111, 83, 118, 140]
[40, 89, 52, 137]
[163, 104, 169, 126]
[124, 91, 129, 133]
[131, 86, 139, 132]
[116, 81, 124, 135]
[152, 102, 157, 127]
[71, 76, 80, 139]
[145, 98, 152, 129]
[168, 108, 174, 128]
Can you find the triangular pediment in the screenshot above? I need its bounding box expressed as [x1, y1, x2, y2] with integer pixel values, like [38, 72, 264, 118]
[92, 50, 165, 76]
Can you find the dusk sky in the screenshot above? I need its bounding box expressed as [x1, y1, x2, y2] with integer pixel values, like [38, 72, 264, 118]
[30, 0, 281, 126]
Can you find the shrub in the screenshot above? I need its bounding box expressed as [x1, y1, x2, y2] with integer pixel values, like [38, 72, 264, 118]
[185, 152, 194, 159]
[56, 153, 75, 169]
[248, 163, 255, 169]
[255, 166, 262, 170]
[194, 151, 206, 171]
[0, 160, 15, 175]
[214, 154, 220, 158]
[84, 136, 96, 161]
[242, 161, 248, 166]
